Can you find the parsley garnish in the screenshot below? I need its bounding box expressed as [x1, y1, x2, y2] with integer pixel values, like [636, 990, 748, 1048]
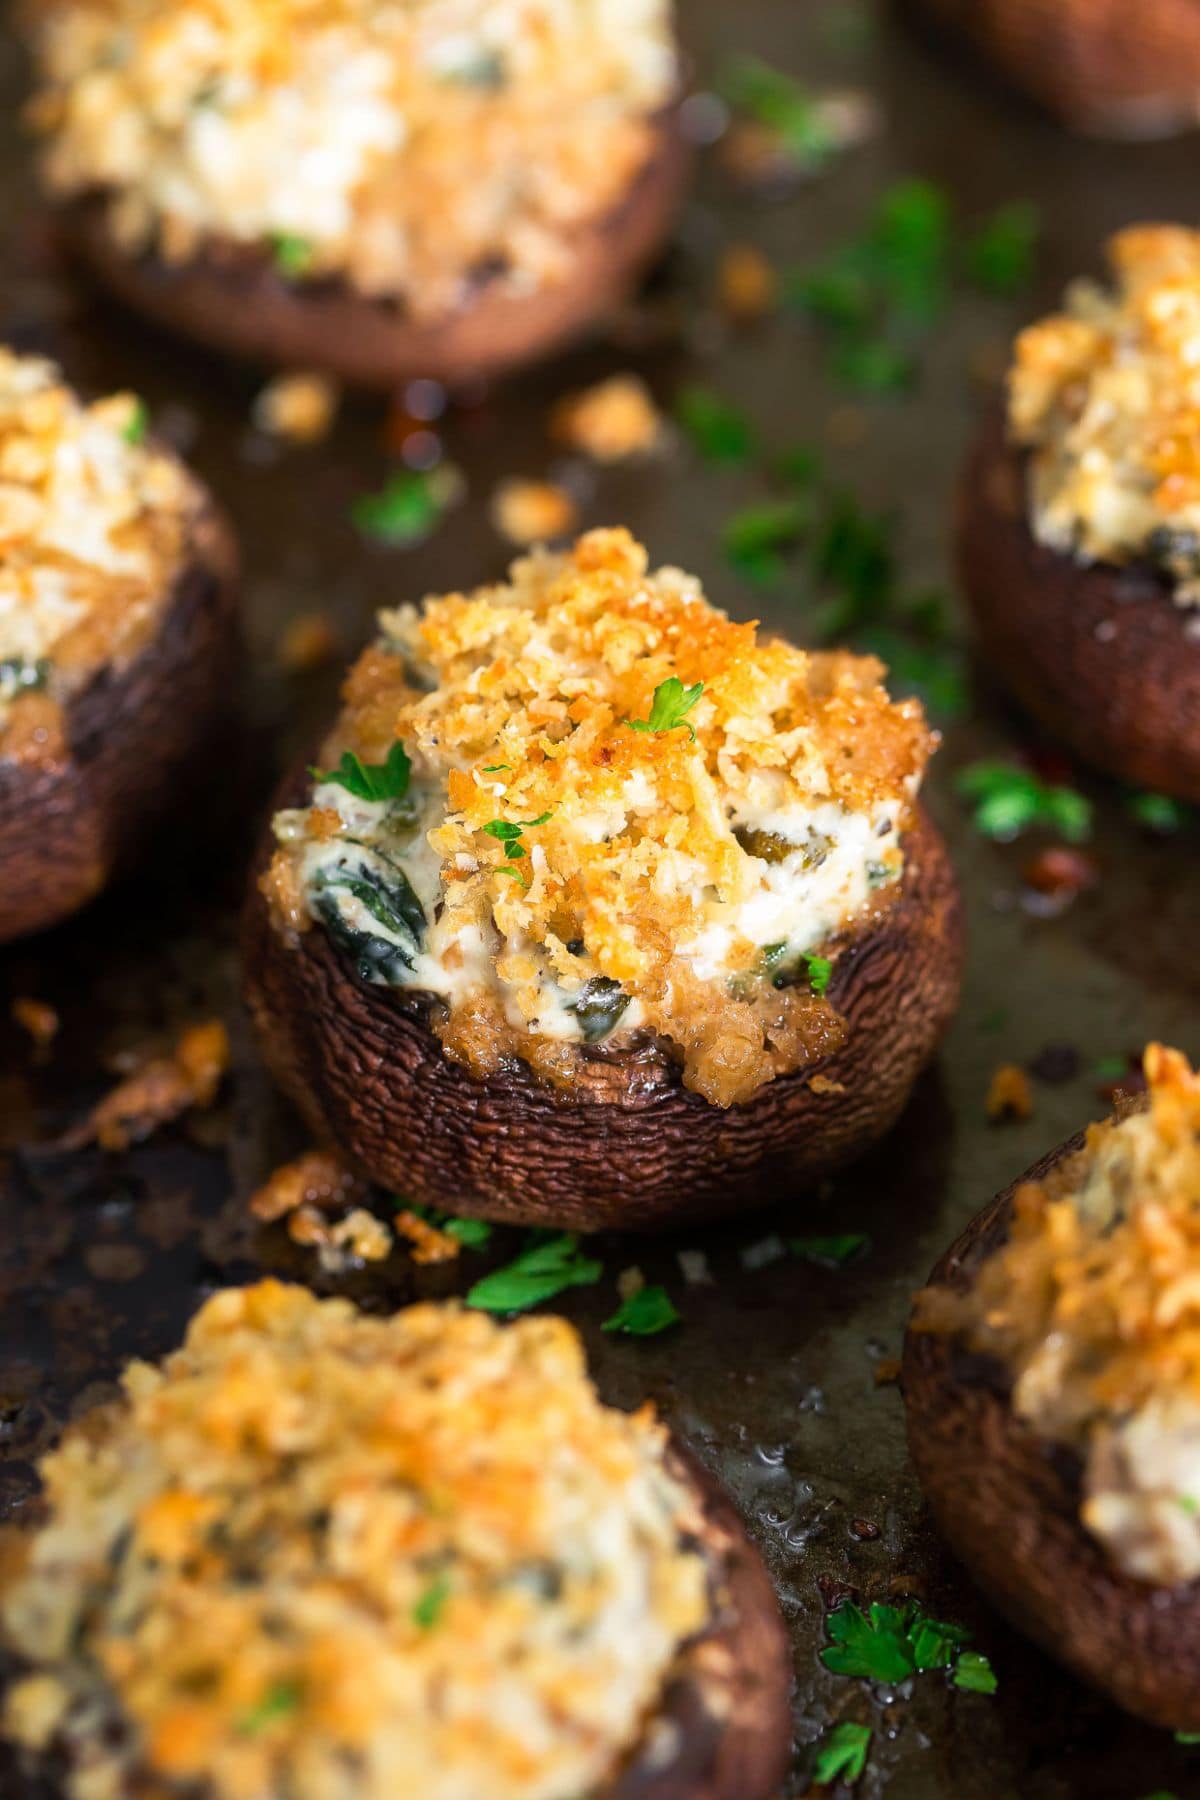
[718, 54, 837, 173]
[723, 497, 814, 587]
[789, 1233, 869, 1268]
[311, 740, 412, 802]
[122, 399, 149, 446]
[271, 233, 314, 279]
[956, 760, 1092, 843]
[963, 201, 1040, 296]
[813, 1721, 871, 1786]
[674, 387, 755, 464]
[237, 1680, 302, 1735]
[483, 812, 552, 888]
[822, 1600, 994, 1694]
[602, 1285, 681, 1337]
[466, 1231, 603, 1315]
[805, 953, 834, 996]
[483, 762, 511, 773]
[413, 1571, 451, 1629]
[626, 677, 704, 742]
[352, 467, 459, 547]
[1128, 791, 1190, 833]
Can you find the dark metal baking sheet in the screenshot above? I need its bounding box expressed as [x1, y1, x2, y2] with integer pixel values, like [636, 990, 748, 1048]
[0, 4, 1196, 1795]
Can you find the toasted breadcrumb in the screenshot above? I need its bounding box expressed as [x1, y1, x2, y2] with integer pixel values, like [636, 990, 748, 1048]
[986, 1063, 1034, 1123]
[10, 996, 58, 1058]
[2, 1283, 709, 1800]
[394, 1207, 461, 1264]
[716, 244, 777, 322]
[249, 1149, 362, 1223]
[72, 1019, 229, 1151]
[551, 375, 663, 462]
[253, 372, 339, 444]
[276, 611, 340, 673]
[489, 477, 578, 546]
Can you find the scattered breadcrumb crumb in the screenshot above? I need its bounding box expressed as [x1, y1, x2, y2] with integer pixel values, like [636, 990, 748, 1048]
[253, 372, 340, 444]
[550, 374, 663, 462]
[808, 1073, 847, 1096]
[10, 997, 58, 1060]
[394, 1207, 461, 1265]
[616, 1265, 645, 1301]
[250, 1149, 362, 1223]
[287, 1204, 392, 1271]
[489, 478, 578, 546]
[986, 1063, 1034, 1123]
[70, 1020, 229, 1151]
[873, 1358, 902, 1387]
[716, 244, 777, 322]
[677, 1249, 713, 1286]
[277, 611, 340, 673]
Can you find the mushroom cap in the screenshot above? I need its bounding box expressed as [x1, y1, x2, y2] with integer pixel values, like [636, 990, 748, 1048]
[62, 110, 689, 389]
[903, 1129, 1200, 1731]
[243, 786, 964, 1232]
[909, 0, 1200, 136]
[0, 501, 238, 944]
[958, 406, 1200, 802]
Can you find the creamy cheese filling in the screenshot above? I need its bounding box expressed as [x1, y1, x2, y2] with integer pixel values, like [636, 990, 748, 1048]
[1, 1283, 709, 1800]
[25, 0, 678, 318]
[0, 347, 194, 736]
[263, 530, 933, 1105]
[1009, 224, 1200, 605]
[916, 1044, 1200, 1588]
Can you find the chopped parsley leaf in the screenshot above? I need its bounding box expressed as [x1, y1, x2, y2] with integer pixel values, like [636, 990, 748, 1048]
[952, 1651, 998, 1694]
[674, 386, 755, 464]
[484, 813, 553, 840]
[812, 1720, 871, 1786]
[856, 625, 968, 721]
[602, 1285, 681, 1337]
[789, 1233, 869, 1268]
[311, 740, 412, 803]
[271, 233, 315, 279]
[1128, 791, 1190, 833]
[122, 399, 149, 446]
[723, 497, 813, 586]
[808, 492, 896, 638]
[483, 762, 511, 773]
[822, 1599, 994, 1694]
[963, 200, 1039, 296]
[352, 467, 459, 547]
[805, 953, 834, 996]
[413, 1571, 451, 1629]
[1175, 1729, 1200, 1743]
[237, 1679, 303, 1735]
[956, 760, 1092, 843]
[717, 54, 838, 172]
[626, 677, 704, 741]
[466, 1231, 603, 1315]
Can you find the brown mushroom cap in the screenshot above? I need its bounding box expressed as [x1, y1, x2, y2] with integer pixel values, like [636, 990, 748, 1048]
[0, 502, 238, 944]
[903, 1127, 1200, 1731]
[243, 785, 963, 1232]
[958, 407, 1200, 802]
[0, 1436, 791, 1800]
[909, 0, 1200, 136]
[61, 111, 689, 389]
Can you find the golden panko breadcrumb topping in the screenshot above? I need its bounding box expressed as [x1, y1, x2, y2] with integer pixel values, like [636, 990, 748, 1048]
[266, 528, 934, 1106]
[2, 1282, 709, 1800]
[1009, 225, 1200, 603]
[23, 0, 677, 321]
[0, 349, 196, 744]
[915, 1045, 1200, 1584]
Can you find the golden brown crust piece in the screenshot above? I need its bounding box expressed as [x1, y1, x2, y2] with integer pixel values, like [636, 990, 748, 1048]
[912, 0, 1200, 136]
[0, 503, 238, 944]
[243, 784, 963, 1233]
[958, 407, 1200, 803]
[61, 114, 689, 388]
[903, 1129, 1200, 1732]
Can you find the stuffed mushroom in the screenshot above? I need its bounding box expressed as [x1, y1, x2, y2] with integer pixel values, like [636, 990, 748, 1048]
[905, 1043, 1200, 1730]
[959, 226, 1200, 803]
[912, 0, 1200, 137]
[21, 0, 689, 387]
[244, 527, 963, 1231]
[0, 348, 236, 943]
[0, 1279, 793, 1800]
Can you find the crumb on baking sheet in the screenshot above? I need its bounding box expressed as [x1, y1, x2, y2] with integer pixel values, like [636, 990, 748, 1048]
[394, 1207, 461, 1264]
[10, 996, 58, 1059]
[489, 477, 578, 546]
[550, 374, 663, 462]
[253, 372, 340, 444]
[249, 1148, 363, 1223]
[277, 611, 340, 673]
[68, 1019, 229, 1151]
[716, 244, 777, 322]
[986, 1063, 1034, 1123]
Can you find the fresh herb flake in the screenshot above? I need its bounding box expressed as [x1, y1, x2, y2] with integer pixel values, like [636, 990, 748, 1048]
[963, 201, 1039, 296]
[718, 53, 837, 171]
[122, 399, 149, 446]
[237, 1679, 302, 1735]
[805, 953, 834, 996]
[413, 1570, 451, 1629]
[789, 1233, 869, 1268]
[626, 677, 704, 741]
[674, 386, 755, 464]
[822, 1599, 995, 1694]
[1128, 791, 1190, 833]
[956, 760, 1092, 843]
[353, 467, 458, 547]
[723, 497, 813, 586]
[311, 740, 412, 803]
[271, 233, 314, 279]
[466, 1231, 603, 1315]
[813, 1720, 872, 1786]
[952, 1650, 998, 1694]
[602, 1284, 681, 1337]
